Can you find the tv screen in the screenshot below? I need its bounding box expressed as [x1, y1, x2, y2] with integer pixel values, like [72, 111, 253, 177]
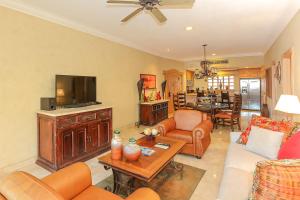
[56, 75, 96, 107]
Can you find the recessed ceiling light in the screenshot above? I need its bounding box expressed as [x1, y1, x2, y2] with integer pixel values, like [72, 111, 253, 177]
[212, 53, 217, 56]
[185, 26, 193, 31]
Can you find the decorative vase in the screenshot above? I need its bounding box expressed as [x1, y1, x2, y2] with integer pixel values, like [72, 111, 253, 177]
[111, 129, 123, 160]
[123, 138, 141, 161]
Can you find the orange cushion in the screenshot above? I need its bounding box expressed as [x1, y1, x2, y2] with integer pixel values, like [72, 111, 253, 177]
[166, 129, 193, 144]
[215, 112, 232, 119]
[239, 116, 296, 144]
[251, 160, 300, 200]
[73, 186, 122, 200]
[174, 110, 203, 131]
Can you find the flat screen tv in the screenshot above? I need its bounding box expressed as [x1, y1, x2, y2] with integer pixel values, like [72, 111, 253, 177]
[56, 75, 96, 107]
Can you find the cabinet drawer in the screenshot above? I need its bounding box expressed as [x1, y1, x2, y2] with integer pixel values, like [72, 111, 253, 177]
[78, 112, 97, 123]
[57, 116, 77, 129]
[98, 109, 112, 120]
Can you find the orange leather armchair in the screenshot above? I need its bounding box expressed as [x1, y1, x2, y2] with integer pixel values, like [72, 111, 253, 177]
[0, 162, 160, 200]
[157, 110, 213, 159]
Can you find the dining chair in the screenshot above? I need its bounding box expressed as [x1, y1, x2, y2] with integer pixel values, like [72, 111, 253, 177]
[215, 94, 242, 131]
[221, 92, 230, 108]
[173, 92, 193, 110]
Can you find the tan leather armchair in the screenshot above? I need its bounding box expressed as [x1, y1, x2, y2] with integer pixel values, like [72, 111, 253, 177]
[157, 110, 213, 158]
[0, 162, 160, 200]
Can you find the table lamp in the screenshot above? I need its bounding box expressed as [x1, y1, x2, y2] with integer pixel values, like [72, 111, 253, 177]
[275, 95, 300, 120]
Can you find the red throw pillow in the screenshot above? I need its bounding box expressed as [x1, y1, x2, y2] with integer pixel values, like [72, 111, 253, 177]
[278, 132, 300, 159]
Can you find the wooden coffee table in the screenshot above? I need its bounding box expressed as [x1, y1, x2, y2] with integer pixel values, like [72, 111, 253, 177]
[98, 136, 185, 195]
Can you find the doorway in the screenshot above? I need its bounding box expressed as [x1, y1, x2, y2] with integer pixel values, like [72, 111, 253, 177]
[240, 79, 261, 110]
[163, 69, 183, 114]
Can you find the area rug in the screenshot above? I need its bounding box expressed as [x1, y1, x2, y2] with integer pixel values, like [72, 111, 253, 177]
[96, 162, 206, 200]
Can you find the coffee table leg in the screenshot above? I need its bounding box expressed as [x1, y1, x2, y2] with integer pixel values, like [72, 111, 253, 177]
[127, 176, 135, 196]
[170, 160, 184, 179]
[112, 169, 121, 194]
[104, 167, 135, 196]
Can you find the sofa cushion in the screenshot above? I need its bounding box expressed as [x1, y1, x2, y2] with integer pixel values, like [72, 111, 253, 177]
[73, 186, 122, 200]
[174, 110, 203, 131]
[278, 132, 300, 159]
[225, 143, 265, 173]
[245, 126, 284, 159]
[166, 129, 193, 144]
[217, 167, 253, 200]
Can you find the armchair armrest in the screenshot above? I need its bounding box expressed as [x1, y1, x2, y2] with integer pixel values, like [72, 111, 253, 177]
[157, 117, 176, 136]
[42, 162, 92, 200]
[192, 120, 213, 140]
[0, 172, 64, 200]
[126, 188, 160, 200]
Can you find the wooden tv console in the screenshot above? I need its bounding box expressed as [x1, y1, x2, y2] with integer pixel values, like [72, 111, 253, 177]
[36, 105, 112, 171]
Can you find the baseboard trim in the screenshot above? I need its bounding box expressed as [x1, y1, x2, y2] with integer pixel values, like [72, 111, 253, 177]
[1, 156, 36, 173]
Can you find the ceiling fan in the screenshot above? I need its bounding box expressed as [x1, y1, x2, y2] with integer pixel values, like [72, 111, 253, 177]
[107, 0, 195, 23]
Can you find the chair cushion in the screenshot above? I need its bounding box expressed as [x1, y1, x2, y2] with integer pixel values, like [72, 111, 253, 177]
[215, 112, 232, 119]
[278, 132, 300, 159]
[174, 110, 203, 131]
[166, 129, 193, 144]
[73, 186, 122, 200]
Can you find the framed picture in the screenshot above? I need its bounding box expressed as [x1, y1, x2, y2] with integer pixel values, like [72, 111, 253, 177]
[140, 74, 156, 89]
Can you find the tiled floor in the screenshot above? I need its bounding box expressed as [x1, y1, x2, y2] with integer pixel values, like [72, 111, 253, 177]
[0, 111, 259, 200]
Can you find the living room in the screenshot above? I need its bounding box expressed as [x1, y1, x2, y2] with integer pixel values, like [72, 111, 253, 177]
[0, 0, 300, 200]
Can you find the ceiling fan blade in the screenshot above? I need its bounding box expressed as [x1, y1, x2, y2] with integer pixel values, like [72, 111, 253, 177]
[107, 0, 140, 4]
[159, 0, 195, 6]
[121, 7, 143, 22]
[151, 7, 167, 23]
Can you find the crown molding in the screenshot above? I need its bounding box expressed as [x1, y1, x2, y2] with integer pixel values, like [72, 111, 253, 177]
[182, 52, 264, 62]
[0, 0, 182, 62]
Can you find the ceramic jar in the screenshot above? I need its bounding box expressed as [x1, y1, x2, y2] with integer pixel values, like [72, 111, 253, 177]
[123, 138, 141, 161]
[111, 129, 123, 160]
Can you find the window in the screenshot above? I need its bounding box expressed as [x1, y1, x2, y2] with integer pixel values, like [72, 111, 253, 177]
[208, 76, 235, 90]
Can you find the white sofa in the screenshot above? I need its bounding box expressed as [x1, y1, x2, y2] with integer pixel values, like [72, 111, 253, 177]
[217, 132, 267, 200]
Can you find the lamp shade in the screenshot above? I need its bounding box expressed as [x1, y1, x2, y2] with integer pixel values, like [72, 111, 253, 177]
[275, 95, 300, 114]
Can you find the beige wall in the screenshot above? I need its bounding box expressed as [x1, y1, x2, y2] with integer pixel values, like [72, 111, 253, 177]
[264, 10, 300, 121]
[0, 6, 183, 168]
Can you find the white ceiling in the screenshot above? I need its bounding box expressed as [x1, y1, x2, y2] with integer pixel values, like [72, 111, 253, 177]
[1, 0, 299, 61]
